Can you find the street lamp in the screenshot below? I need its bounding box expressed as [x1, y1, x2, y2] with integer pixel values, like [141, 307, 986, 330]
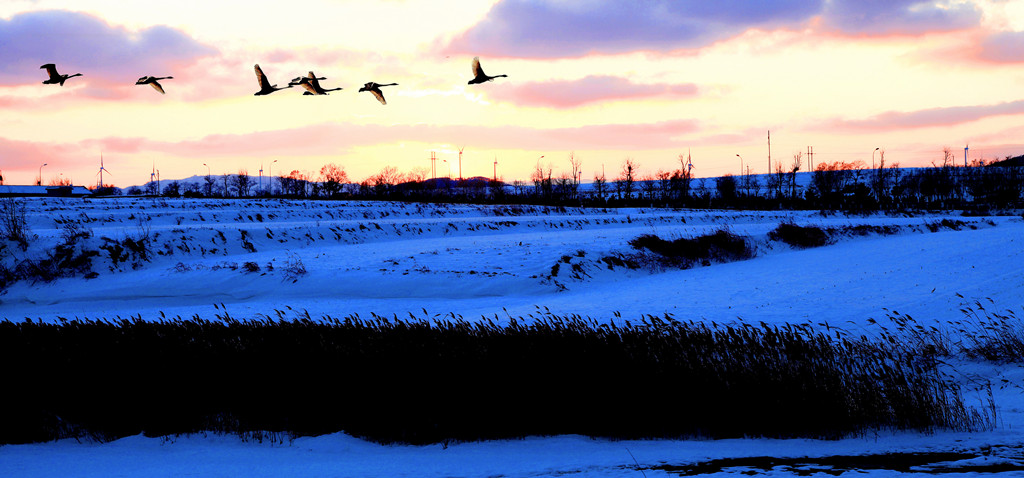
[203, 163, 211, 196]
[38, 163, 47, 186]
[736, 154, 743, 176]
[872, 147, 880, 170]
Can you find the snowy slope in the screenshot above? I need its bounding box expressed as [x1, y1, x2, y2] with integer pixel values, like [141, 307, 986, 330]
[2, 197, 1024, 476]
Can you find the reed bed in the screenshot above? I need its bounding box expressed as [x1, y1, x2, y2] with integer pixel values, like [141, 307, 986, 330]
[875, 298, 1024, 363]
[0, 312, 980, 445]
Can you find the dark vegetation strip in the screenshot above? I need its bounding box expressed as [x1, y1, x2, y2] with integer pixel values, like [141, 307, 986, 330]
[768, 219, 974, 249]
[623, 220, 983, 273]
[650, 451, 1019, 476]
[0, 314, 980, 445]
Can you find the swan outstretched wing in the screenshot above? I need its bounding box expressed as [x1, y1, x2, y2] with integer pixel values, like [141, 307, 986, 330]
[254, 65, 271, 89]
[41, 64, 60, 81]
[370, 89, 386, 105]
[471, 57, 484, 78]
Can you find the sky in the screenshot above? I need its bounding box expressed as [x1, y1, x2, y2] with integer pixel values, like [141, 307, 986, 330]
[1, 0, 1024, 188]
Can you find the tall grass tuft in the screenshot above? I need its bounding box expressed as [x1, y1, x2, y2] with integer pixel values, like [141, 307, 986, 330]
[0, 313, 982, 445]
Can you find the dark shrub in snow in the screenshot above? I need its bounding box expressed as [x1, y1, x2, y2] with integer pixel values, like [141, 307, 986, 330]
[628, 229, 752, 265]
[768, 222, 831, 248]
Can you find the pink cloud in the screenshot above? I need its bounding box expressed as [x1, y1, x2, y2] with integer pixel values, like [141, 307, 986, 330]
[486, 76, 698, 108]
[976, 31, 1024, 63]
[0, 10, 217, 99]
[825, 100, 1024, 131]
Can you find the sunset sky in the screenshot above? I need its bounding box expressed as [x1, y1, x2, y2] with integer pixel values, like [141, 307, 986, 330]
[2, 0, 1024, 188]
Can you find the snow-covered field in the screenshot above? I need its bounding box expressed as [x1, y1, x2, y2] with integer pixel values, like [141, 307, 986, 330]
[2, 197, 1024, 476]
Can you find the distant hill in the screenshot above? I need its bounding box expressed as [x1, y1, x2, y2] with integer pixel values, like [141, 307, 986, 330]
[989, 155, 1024, 168]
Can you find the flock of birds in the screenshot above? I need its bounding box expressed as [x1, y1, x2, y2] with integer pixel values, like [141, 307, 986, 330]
[40, 57, 508, 105]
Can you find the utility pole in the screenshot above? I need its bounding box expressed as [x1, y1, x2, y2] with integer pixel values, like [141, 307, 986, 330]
[767, 130, 771, 173]
[430, 151, 437, 179]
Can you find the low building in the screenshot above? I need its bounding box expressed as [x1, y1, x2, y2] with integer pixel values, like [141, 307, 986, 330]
[0, 185, 93, 197]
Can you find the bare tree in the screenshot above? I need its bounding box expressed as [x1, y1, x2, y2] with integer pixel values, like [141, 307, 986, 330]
[766, 161, 786, 199]
[656, 169, 672, 200]
[616, 157, 638, 199]
[790, 151, 803, 199]
[640, 173, 658, 200]
[48, 176, 72, 186]
[672, 154, 693, 201]
[741, 169, 761, 198]
[715, 174, 737, 201]
[531, 160, 552, 197]
[368, 166, 401, 195]
[555, 172, 574, 198]
[320, 163, 350, 197]
[203, 175, 216, 197]
[406, 166, 430, 183]
[871, 150, 888, 200]
[592, 171, 607, 200]
[163, 180, 181, 197]
[232, 169, 253, 197]
[568, 152, 582, 197]
[280, 170, 311, 197]
[938, 147, 954, 168]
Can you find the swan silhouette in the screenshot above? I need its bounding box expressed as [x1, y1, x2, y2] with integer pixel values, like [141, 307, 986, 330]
[468, 57, 506, 85]
[135, 76, 174, 94]
[40, 64, 82, 86]
[290, 72, 341, 95]
[253, 64, 293, 95]
[358, 82, 397, 105]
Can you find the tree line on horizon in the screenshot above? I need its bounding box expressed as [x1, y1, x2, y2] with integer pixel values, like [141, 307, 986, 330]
[70, 149, 1024, 211]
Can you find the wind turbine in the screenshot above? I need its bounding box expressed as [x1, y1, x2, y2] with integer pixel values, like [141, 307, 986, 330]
[96, 153, 111, 189]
